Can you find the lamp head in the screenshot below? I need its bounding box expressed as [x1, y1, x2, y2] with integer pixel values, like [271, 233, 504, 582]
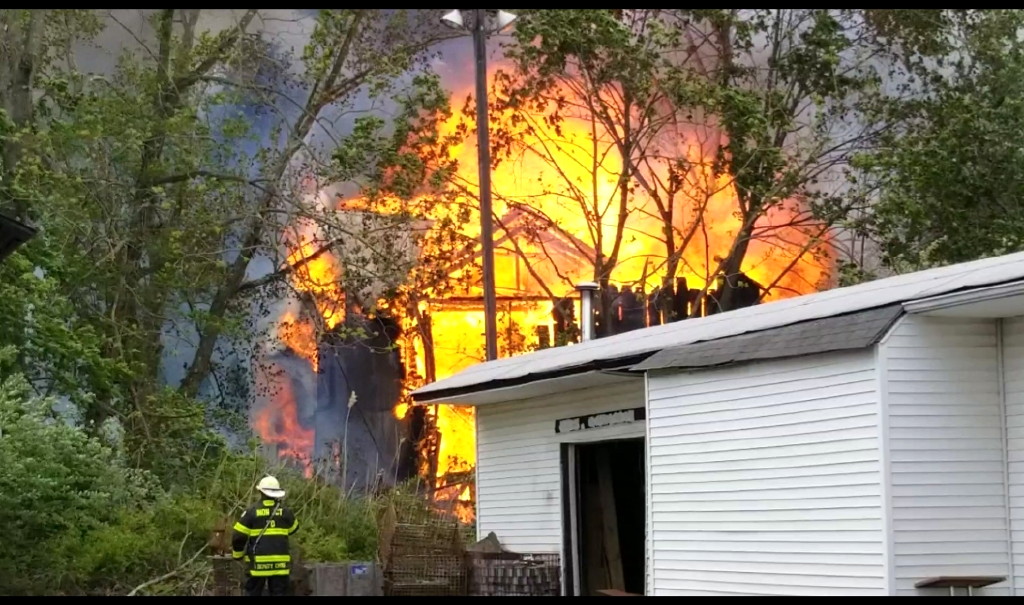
[441, 9, 517, 33]
[440, 9, 464, 29]
[493, 10, 517, 32]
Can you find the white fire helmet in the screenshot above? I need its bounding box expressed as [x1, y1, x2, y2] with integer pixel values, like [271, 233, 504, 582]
[256, 475, 286, 499]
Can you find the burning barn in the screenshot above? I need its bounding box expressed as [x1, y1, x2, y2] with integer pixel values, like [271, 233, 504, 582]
[254, 311, 417, 488]
[412, 250, 1024, 597]
[253, 201, 427, 489]
[253, 64, 831, 517]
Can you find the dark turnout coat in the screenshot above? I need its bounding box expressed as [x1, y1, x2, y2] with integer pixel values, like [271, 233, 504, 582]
[231, 498, 300, 577]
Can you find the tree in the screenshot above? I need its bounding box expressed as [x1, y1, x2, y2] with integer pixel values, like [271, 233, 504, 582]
[855, 10, 1024, 270]
[330, 67, 478, 377]
[0, 9, 484, 593]
[170, 9, 458, 399]
[485, 9, 907, 323]
[0, 10, 123, 408]
[487, 10, 657, 305]
[1, 10, 458, 426]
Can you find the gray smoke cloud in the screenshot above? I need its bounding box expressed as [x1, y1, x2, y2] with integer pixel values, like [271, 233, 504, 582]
[76, 10, 316, 75]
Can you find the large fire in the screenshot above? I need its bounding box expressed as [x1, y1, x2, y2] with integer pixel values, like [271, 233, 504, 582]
[253, 362, 315, 478]
[252, 60, 833, 523]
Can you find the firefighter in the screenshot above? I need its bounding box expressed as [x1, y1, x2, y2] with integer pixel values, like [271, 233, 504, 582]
[231, 475, 300, 596]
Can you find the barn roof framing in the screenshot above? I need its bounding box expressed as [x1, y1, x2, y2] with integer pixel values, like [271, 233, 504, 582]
[412, 251, 1024, 404]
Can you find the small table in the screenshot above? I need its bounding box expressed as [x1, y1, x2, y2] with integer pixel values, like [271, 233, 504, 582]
[914, 576, 1006, 596]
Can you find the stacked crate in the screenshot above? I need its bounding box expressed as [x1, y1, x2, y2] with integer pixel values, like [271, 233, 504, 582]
[379, 505, 468, 596]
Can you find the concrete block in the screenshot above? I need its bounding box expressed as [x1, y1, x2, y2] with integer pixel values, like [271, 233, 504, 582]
[310, 563, 348, 596]
[346, 562, 382, 596]
[305, 561, 382, 596]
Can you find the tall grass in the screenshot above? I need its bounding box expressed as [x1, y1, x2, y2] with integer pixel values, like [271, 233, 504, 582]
[20, 446, 450, 596]
[0, 360, 462, 596]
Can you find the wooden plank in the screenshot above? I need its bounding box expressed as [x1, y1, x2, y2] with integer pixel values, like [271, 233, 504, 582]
[584, 477, 608, 593]
[595, 447, 625, 590]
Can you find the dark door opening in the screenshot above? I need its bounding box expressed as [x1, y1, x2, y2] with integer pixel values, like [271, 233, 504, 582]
[562, 438, 646, 596]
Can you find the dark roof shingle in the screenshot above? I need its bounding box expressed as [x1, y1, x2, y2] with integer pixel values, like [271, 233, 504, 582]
[631, 304, 903, 372]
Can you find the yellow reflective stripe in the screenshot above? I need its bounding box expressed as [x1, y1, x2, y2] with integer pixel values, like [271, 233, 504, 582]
[286, 520, 299, 533]
[250, 569, 290, 577]
[232, 521, 255, 536]
[252, 554, 291, 563]
[250, 557, 291, 577]
[231, 550, 245, 559]
[234, 522, 292, 536]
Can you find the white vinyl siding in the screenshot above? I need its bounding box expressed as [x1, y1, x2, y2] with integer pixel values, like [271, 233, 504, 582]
[880, 315, 1010, 596]
[646, 351, 885, 596]
[473, 379, 646, 554]
[1001, 317, 1024, 593]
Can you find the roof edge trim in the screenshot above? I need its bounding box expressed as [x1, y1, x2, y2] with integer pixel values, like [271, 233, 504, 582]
[903, 279, 1024, 314]
[410, 353, 650, 404]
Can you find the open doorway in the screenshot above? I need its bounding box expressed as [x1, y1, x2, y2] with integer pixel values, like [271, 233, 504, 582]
[561, 438, 646, 596]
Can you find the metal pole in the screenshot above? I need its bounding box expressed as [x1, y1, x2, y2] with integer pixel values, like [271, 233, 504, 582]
[576, 282, 599, 342]
[472, 9, 499, 362]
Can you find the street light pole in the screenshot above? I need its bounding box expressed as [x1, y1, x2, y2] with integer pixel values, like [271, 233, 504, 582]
[441, 9, 516, 362]
[471, 9, 499, 362]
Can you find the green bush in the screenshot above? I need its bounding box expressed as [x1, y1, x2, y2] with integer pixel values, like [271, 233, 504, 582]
[0, 348, 458, 595]
[0, 361, 160, 594]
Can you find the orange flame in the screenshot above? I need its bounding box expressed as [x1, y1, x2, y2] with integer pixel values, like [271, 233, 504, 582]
[284, 225, 346, 333]
[267, 63, 833, 524]
[252, 219, 342, 474]
[277, 310, 319, 372]
[253, 362, 315, 478]
[391, 70, 831, 523]
[428, 76, 832, 299]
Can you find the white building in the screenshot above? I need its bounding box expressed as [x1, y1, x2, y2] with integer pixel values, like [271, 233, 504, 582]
[412, 251, 1024, 597]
